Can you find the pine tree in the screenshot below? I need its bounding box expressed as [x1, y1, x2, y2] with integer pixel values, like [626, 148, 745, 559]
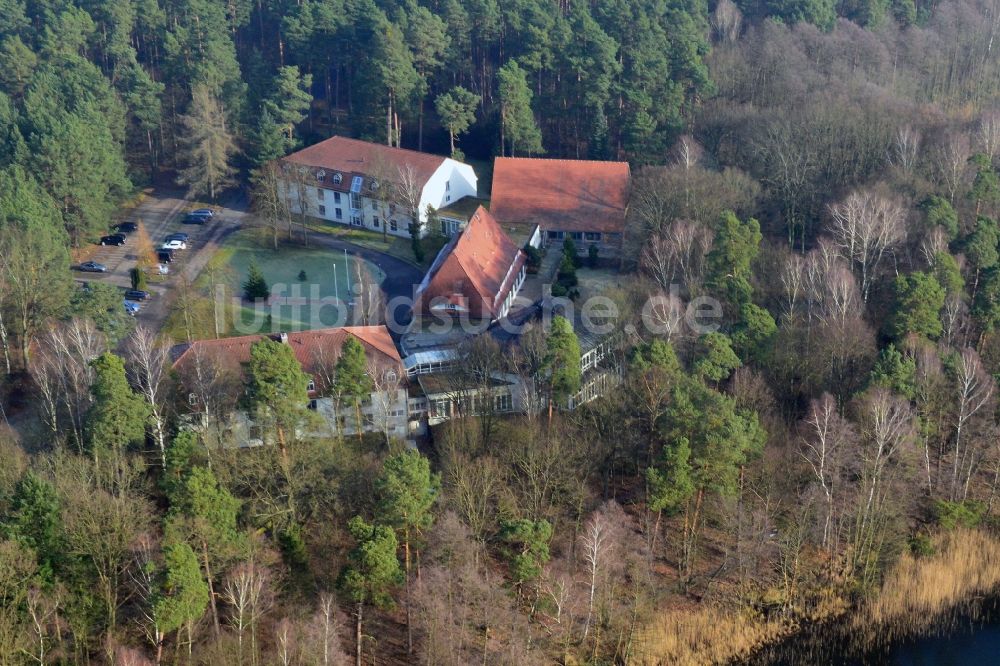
[376, 451, 440, 653]
[153, 541, 209, 661]
[544, 315, 581, 417]
[435, 86, 479, 158]
[85, 352, 149, 457]
[335, 336, 373, 438]
[246, 337, 312, 457]
[242, 260, 269, 301]
[176, 84, 238, 200]
[498, 60, 544, 156]
[338, 516, 403, 666]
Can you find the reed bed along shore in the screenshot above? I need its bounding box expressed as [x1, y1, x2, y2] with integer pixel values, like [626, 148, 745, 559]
[635, 528, 1000, 665]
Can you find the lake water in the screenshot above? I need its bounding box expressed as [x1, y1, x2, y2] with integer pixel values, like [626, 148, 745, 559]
[750, 599, 1000, 665]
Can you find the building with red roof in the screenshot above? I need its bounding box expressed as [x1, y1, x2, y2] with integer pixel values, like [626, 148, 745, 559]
[414, 206, 527, 322]
[172, 326, 411, 443]
[489, 157, 630, 257]
[277, 136, 478, 239]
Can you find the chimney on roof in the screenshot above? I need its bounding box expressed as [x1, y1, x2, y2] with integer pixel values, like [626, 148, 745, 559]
[279, 332, 289, 344]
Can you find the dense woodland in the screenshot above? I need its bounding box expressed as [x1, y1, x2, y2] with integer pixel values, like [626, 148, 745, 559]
[4, 0, 1000, 662]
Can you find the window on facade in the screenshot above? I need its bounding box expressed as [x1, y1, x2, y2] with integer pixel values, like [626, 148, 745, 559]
[332, 172, 343, 184]
[308, 399, 318, 410]
[445, 180, 450, 192]
[495, 393, 513, 412]
[317, 188, 324, 199]
[350, 192, 361, 210]
[585, 232, 602, 241]
[334, 191, 341, 204]
[373, 217, 380, 228]
[188, 392, 197, 406]
[570, 232, 583, 241]
[306, 380, 315, 392]
[316, 170, 325, 181]
[318, 205, 326, 215]
[446, 195, 451, 202]
[547, 231, 564, 240]
[390, 220, 397, 232]
[335, 208, 343, 220]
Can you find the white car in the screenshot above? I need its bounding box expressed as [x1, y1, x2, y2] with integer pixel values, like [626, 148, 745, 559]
[157, 263, 169, 275]
[161, 239, 187, 250]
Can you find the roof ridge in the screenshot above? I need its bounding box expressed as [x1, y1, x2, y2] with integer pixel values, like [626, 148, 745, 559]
[330, 135, 449, 162]
[495, 156, 630, 166]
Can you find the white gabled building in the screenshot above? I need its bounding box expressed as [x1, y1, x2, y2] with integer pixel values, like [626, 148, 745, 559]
[277, 136, 478, 239]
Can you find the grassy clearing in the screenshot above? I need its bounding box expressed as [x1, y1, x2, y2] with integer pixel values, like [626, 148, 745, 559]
[160, 230, 384, 341]
[302, 218, 447, 270]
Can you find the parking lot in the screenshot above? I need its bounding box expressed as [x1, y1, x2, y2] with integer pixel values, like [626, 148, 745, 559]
[75, 188, 247, 330]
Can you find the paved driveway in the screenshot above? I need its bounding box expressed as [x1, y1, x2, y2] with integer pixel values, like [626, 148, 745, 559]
[75, 189, 248, 332]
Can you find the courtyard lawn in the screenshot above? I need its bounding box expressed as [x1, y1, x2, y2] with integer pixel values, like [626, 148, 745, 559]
[215, 232, 385, 334]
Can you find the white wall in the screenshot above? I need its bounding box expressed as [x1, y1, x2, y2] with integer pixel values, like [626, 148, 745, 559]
[419, 159, 478, 224]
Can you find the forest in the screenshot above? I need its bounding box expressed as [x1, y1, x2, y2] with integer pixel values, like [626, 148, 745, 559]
[3, 0, 1000, 662]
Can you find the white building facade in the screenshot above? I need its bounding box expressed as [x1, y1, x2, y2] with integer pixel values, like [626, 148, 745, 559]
[278, 136, 478, 239]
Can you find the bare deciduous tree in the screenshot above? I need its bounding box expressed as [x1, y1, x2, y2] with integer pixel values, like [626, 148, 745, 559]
[951, 348, 995, 501]
[826, 191, 905, 302]
[888, 125, 921, 173]
[934, 131, 972, 202]
[711, 0, 742, 42]
[223, 562, 272, 666]
[800, 394, 852, 551]
[978, 109, 1000, 163]
[125, 326, 172, 468]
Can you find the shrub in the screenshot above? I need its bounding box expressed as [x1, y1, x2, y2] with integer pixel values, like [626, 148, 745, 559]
[243, 260, 270, 301]
[933, 499, 986, 530]
[588, 243, 599, 268]
[130, 267, 146, 291]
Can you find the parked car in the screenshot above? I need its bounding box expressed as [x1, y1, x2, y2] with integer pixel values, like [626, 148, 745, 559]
[115, 222, 138, 233]
[157, 249, 175, 263]
[161, 239, 187, 250]
[183, 212, 210, 224]
[191, 208, 215, 218]
[77, 261, 108, 272]
[123, 300, 141, 316]
[124, 289, 149, 301]
[99, 233, 127, 246]
[165, 232, 190, 242]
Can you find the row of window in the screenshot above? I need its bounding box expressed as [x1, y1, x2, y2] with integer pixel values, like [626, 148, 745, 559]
[548, 230, 603, 242]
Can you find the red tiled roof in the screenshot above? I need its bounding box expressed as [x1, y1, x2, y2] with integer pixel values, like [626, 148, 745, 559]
[489, 157, 630, 234]
[418, 206, 526, 320]
[172, 326, 403, 385]
[281, 136, 446, 192]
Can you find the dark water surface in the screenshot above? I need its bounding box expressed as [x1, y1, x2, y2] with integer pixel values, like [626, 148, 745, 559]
[749, 598, 1000, 665]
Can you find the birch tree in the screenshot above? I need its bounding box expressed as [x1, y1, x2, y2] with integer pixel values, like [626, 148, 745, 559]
[827, 191, 905, 302]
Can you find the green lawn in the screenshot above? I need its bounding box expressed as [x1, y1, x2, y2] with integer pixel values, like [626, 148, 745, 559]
[214, 232, 385, 334]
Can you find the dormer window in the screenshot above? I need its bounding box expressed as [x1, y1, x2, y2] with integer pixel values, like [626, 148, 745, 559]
[370, 179, 380, 191]
[332, 172, 343, 184]
[350, 176, 363, 193]
[307, 380, 316, 392]
[316, 169, 326, 181]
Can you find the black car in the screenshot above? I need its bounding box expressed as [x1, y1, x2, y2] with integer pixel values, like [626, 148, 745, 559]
[182, 212, 210, 224]
[157, 249, 175, 263]
[115, 222, 138, 233]
[77, 261, 108, 272]
[99, 233, 127, 246]
[124, 289, 150, 301]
